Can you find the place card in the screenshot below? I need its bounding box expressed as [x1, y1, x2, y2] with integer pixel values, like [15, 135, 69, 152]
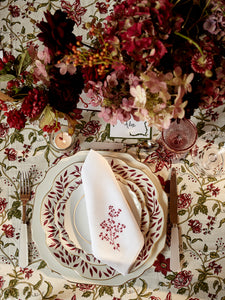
[110, 118, 151, 139]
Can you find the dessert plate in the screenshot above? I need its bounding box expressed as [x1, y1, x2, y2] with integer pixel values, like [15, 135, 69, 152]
[58, 174, 150, 255]
[32, 151, 167, 285]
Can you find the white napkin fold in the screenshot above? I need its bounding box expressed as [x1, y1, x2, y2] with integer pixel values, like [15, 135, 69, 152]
[81, 150, 144, 275]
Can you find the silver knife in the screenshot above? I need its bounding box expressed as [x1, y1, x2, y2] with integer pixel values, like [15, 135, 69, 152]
[170, 168, 181, 272]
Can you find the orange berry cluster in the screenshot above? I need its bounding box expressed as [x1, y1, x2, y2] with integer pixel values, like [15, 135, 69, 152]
[63, 41, 112, 76]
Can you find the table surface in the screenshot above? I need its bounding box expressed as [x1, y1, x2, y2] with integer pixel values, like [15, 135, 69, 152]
[1, 1, 225, 300]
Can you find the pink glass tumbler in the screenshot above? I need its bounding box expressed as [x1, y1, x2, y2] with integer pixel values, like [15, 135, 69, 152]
[161, 118, 198, 154]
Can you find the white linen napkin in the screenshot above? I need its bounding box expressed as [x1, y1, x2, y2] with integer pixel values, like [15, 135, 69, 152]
[81, 150, 144, 275]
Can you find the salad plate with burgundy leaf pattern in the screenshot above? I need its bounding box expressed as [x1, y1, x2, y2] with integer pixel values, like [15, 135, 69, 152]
[32, 151, 167, 285]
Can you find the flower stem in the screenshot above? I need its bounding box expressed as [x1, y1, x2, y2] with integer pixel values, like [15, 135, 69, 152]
[175, 31, 204, 56]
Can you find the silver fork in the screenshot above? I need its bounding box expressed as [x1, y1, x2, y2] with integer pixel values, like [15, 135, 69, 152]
[19, 172, 31, 268]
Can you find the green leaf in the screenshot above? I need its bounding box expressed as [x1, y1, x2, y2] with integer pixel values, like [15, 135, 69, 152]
[127, 278, 136, 287]
[85, 136, 94, 142]
[43, 281, 53, 298]
[0, 74, 16, 81]
[178, 209, 186, 216]
[21, 26, 25, 34]
[10, 131, 24, 144]
[192, 238, 203, 243]
[218, 218, 225, 228]
[37, 260, 47, 270]
[199, 204, 208, 215]
[9, 287, 19, 298]
[198, 273, 206, 281]
[33, 145, 47, 156]
[23, 286, 29, 295]
[165, 274, 176, 281]
[203, 244, 208, 252]
[9, 279, 18, 287]
[33, 276, 43, 290]
[177, 288, 186, 294]
[199, 281, 209, 292]
[82, 291, 92, 297]
[139, 279, 147, 295]
[209, 251, 219, 259]
[181, 165, 186, 173]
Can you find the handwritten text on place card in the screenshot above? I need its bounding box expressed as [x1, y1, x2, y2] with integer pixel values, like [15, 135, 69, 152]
[110, 119, 151, 139]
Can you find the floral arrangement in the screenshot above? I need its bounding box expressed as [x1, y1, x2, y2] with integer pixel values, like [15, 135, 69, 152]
[0, 0, 225, 132]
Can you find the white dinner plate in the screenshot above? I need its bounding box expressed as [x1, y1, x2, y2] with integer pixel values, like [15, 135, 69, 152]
[32, 151, 168, 285]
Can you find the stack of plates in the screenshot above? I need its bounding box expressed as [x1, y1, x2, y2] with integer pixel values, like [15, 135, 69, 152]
[32, 151, 168, 285]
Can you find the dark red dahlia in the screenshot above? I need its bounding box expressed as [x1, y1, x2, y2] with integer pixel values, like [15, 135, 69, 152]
[4, 109, 26, 130]
[47, 67, 84, 113]
[37, 10, 78, 59]
[21, 88, 48, 119]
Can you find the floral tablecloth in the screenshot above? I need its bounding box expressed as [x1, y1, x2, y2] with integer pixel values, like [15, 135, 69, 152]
[0, 100, 225, 300]
[1, 1, 225, 300]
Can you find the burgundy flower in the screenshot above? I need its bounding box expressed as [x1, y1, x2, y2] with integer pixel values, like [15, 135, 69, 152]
[61, 0, 87, 26]
[8, 5, 20, 17]
[206, 183, 220, 197]
[0, 276, 4, 289]
[4, 109, 26, 130]
[153, 253, 170, 276]
[96, 2, 108, 14]
[178, 193, 192, 209]
[2, 224, 15, 238]
[188, 219, 202, 233]
[37, 10, 78, 58]
[4, 148, 17, 161]
[0, 123, 9, 138]
[80, 120, 101, 136]
[20, 267, 34, 279]
[172, 270, 193, 289]
[21, 88, 48, 119]
[191, 51, 214, 74]
[0, 198, 7, 214]
[76, 283, 96, 291]
[208, 261, 222, 275]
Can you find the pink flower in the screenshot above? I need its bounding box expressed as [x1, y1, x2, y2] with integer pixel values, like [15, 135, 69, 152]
[37, 47, 51, 64]
[2, 224, 15, 238]
[172, 270, 193, 289]
[130, 85, 146, 106]
[34, 60, 48, 78]
[55, 62, 77, 75]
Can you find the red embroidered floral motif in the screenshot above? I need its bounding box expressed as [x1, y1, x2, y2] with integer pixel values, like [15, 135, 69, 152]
[99, 205, 126, 251]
